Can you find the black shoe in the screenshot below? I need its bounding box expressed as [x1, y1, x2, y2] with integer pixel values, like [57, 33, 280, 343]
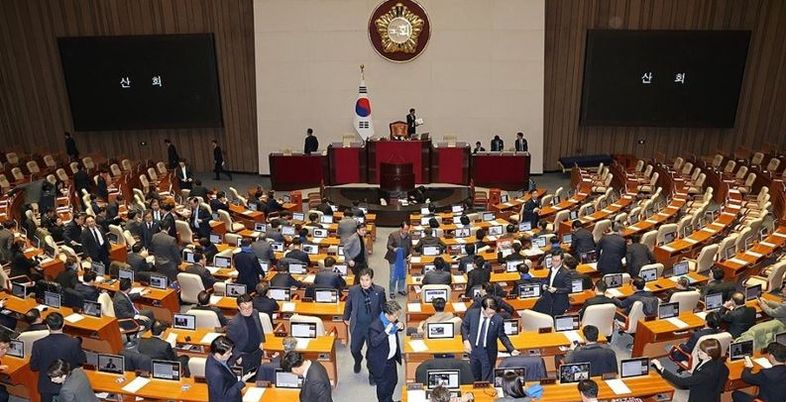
[353, 361, 361, 373]
[397, 291, 406, 296]
[389, 293, 396, 299]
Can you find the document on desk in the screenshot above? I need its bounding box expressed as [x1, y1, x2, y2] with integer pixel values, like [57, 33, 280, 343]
[605, 379, 631, 395]
[200, 332, 222, 344]
[563, 330, 583, 345]
[122, 377, 150, 393]
[452, 275, 465, 284]
[408, 303, 421, 313]
[64, 313, 84, 323]
[296, 338, 311, 350]
[166, 332, 178, 347]
[409, 340, 428, 352]
[210, 295, 223, 305]
[407, 390, 427, 402]
[695, 311, 708, 321]
[728, 258, 749, 266]
[660, 245, 675, 253]
[454, 238, 465, 244]
[755, 357, 773, 369]
[666, 317, 689, 329]
[606, 288, 624, 297]
[452, 302, 467, 312]
[206, 266, 221, 274]
[746, 251, 763, 259]
[684, 238, 698, 245]
[281, 302, 296, 312]
[130, 287, 146, 295]
[760, 241, 777, 248]
[410, 256, 421, 263]
[243, 387, 266, 402]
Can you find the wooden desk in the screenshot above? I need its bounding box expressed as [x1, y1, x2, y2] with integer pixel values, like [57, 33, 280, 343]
[557, 194, 635, 236]
[94, 279, 180, 322]
[3, 355, 39, 402]
[621, 196, 686, 238]
[715, 226, 786, 279]
[631, 311, 706, 357]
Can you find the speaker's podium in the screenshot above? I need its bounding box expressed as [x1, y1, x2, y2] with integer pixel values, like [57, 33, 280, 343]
[380, 162, 415, 195]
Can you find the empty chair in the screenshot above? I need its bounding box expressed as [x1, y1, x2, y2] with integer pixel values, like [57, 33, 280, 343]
[218, 210, 245, 232]
[735, 227, 753, 252]
[138, 175, 151, 193]
[656, 224, 678, 245]
[82, 156, 95, 171]
[519, 310, 554, 332]
[187, 309, 222, 329]
[592, 219, 611, 243]
[56, 168, 69, 182]
[177, 272, 206, 304]
[739, 173, 756, 194]
[43, 154, 57, 169]
[110, 163, 122, 177]
[687, 244, 719, 273]
[710, 154, 723, 169]
[641, 164, 653, 179]
[716, 234, 739, 260]
[634, 160, 645, 173]
[734, 165, 748, 181]
[638, 172, 659, 193]
[751, 152, 764, 166]
[672, 157, 684, 172]
[669, 290, 700, 313]
[687, 173, 706, 194]
[553, 186, 565, 201]
[147, 167, 159, 183]
[592, 174, 612, 193]
[229, 187, 248, 206]
[156, 161, 167, 175]
[743, 260, 786, 292]
[18, 330, 49, 357]
[578, 203, 593, 217]
[640, 230, 657, 252]
[723, 160, 736, 174]
[619, 301, 646, 336]
[766, 157, 780, 172]
[676, 215, 694, 237]
[680, 162, 694, 176]
[551, 210, 570, 232]
[580, 303, 616, 337]
[188, 357, 207, 379]
[108, 224, 126, 246]
[5, 152, 19, 165]
[175, 220, 194, 245]
[69, 161, 79, 174]
[290, 314, 327, 336]
[259, 312, 275, 334]
[11, 167, 24, 182]
[121, 159, 133, 172]
[26, 160, 40, 176]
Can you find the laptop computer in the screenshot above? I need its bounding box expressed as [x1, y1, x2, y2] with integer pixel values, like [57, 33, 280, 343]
[658, 302, 680, 319]
[315, 289, 339, 303]
[269, 287, 291, 301]
[97, 354, 125, 375]
[518, 283, 541, 298]
[639, 267, 658, 282]
[275, 370, 303, 388]
[620, 358, 649, 378]
[424, 288, 449, 303]
[729, 340, 754, 361]
[83, 300, 102, 318]
[44, 291, 61, 308]
[494, 367, 526, 387]
[426, 322, 455, 340]
[570, 278, 584, 293]
[7, 340, 24, 358]
[559, 362, 590, 384]
[602, 273, 623, 289]
[704, 293, 723, 311]
[426, 369, 460, 396]
[149, 275, 168, 290]
[745, 284, 762, 301]
[554, 315, 580, 332]
[226, 283, 247, 298]
[152, 360, 181, 381]
[291, 322, 317, 339]
[173, 314, 196, 331]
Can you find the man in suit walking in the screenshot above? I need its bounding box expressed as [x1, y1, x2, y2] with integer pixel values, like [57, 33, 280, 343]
[282, 351, 333, 402]
[367, 301, 404, 402]
[189, 197, 211, 240]
[164, 139, 180, 169]
[150, 225, 181, 282]
[626, 234, 655, 278]
[227, 293, 265, 372]
[80, 215, 110, 269]
[344, 223, 368, 285]
[596, 222, 626, 275]
[520, 189, 540, 229]
[175, 159, 193, 190]
[384, 221, 411, 297]
[570, 220, 595, 259]
[406, 108, 418, 137]
[514, 132, 528, 152]
[64, 132, 79, 161]
[720, 292, 756, 338]
[343, 268, 386, 383]
[29, 313, 87, 402]
[462, 297, 520, 381]
[235, 237, 265, 291]
[534, 249, 572, 317]
[212, 139, 233, 180]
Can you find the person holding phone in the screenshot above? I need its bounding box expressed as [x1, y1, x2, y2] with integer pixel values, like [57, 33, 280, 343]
[652, 338, 728, 402]
[733, 342, 786, 402]
[206, 336, 255, 402]
[366, 300, 404, 402]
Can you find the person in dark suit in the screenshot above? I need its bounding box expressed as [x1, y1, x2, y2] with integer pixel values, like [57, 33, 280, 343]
[578, 280, 616, 320]
[139, 211, 159, 250]
[0, 331, 12, 401]
[73, 165, 90, 201]
[367, 301, 404, 402]
[462, 297, 520, 381]
[384, 221, 411, 297]
[46, 360, 97, 402]
[29, 313, 87, 402]
[175, 160, 193, 190]
[164, 139, 180, 169]
[193, 290, 229, 327]
[189, 179, 209, 200]
[284, 238, 311, 264]
[64, 132, 79, 161]
[457, 244, 477, 273]
[534, 250, 572, 316]
[251, 282, 279, 323]
[613, 277, 658, 316]
[315, 198, 333, 216]
[63, 213, 85, 253]
[226, 294, 265, 372]
[406, 108, 418, 137]
[732, 342, 786, 402]
[74, 270, 100, 302]
[423, 257, 452, 285]
[206, 336, 254, 402]
[0, 221, 15, 264]
[198, 237, 219, 262]
[670, 311, 721, 362]
[520, 189, 540, 228]
[626, 234, 655, 278]
[22, 309, 47, 332]
[80, 215, 110, 268]
[250, 234, 275, 263]
[189, 197, 212, 239]
[720, 292, 756, 338]
[9, 241, 41, 281]
[235, 237, 265, 291]
[212, 139, 233, 180]
[563, 325, 617, 376]
[514, 132, 528, 152]
[570, 220, 595, 258]
[701, 267, 737, 302]
[138, 320, 190, 376]
[413, 227, 446, 255]
[470, 283, 514, 318]
[595, 223, 626, 275]
[270, 263, 304, 289]
[490, 135, 504, 152]
[343, 268, 387, 381]
[95, 170, 110, 201]
[127, 243, 153, 273]
[210, 191, 230, 213]
[314, 256, 346, 291]
[150, 225, 181, 282]
[282, 351, 333, 402]
[303, 128, 319, 154]
[113, 278, 155, 327]
[159, 200, 177, 239]
[653, 338, 729, 402]
[465, 256, 491, 297]
[472, 141, 486, 154]
[186, 252, 217, 290]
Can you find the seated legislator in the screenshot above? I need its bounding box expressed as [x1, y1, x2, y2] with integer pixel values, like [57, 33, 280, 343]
[422, 257, 452, 285]
[758, 296, 786, 324]
[281, 351, 333, 402]
[625, 233, 655, 278]
[74, 270, 100, 302]
[701, 267, 737, 302]
[22, 308, 48, 332]
[127, 242, 154, 273]
[192, 290, 229, 327]
[613, 277, 658, 316]
[313, 256, 346, 290]
[252, 282, 279, 323]
[113, 278, 155, 329]
[417, 297, 457, 335]
[270, 262, 305, 289]
[185, 251, 217, 290]
[732, 342, 786, 402]
[578, 279, 616, 320]
[139, 320, 190, 376]
[457, 244, 478, 273]
[206, 336, 255, 402]
[669, 311, 722, 363]
[570, 220, 596, 258]
[414, 227, 447, 255]
[257, 336, 298, 382]
[563, 325, 617, 377]
[719, 291, 756, 338]
[283, 238, 311, 265]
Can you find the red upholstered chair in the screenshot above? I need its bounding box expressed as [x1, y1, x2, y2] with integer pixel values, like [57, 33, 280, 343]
[288, 191, 302, 210]
[488, 188, 502, 206]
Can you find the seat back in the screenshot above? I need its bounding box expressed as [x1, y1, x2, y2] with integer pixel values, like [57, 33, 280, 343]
[553, 210, 569, 228]
[689, 332, 733, 372]
[121, 159, 132, 172]
[420, 284, 452, 303]
[110, 163, 122, 177]
[519, 311, 553, 332]
[123, 230, 137, 249]
[695, 244, 720, 273]
[98, 292, 116, 317]
[11, 167, 23, 181]
[156, 162, 167, 175]
[744, 173, 757, 187]
[147, 167, 158, 182]
[290, 314, 325, 336]
[188, 309, 222, 329]
[681, 162, 693, 176]
[218, 210, 234, 229]
[669, 290, 700, 313]
[188, 357, 207, 379]
[177, 272, 205, 304]
[625, 301, 645, 334]
[711, 154, 723, 168]
[640, 230, 657, 252]
[43, 154, 57, 168]
[26, 160, 40, 174]
[736, 227, 753, 253]
[672, 157, 684, 171]
[82, 156, 95, 171]
[18, 330, 50, 357]
[592, 219, 611, 243]
[751, 152, 764, 165]
[766, 261, 786, 291]
[656, 223, 678, 245]
[676, 215, 693, 236]
[56, 168, 68, 182]
[580, 303, 616, 337]
[175, 220, 194, 245]
[766, 158, 780, 172]
[259, 312, 275, 334]
[723, 160, 736, 174]
[109, 224, 125, 246]
[693, 173, 706, 187]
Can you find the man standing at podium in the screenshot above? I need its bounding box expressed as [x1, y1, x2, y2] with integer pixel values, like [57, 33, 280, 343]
[304, 128, 319, 154]
[515, 132, 528, 153]
[406, 108, 417, 137]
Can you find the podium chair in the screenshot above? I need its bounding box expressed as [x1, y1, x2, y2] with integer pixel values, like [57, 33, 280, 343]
[289, 191, 303, 208]
[389, 121, 408, 139]
[488, 188, 502, 206]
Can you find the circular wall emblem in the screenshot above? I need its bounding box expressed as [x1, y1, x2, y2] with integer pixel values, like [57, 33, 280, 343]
[368, 0, 431, 62]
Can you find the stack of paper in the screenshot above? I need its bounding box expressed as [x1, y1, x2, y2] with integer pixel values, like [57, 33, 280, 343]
[408, 303, 422, 313]
[281, 302, 296, 312]
[206, 266, 221, 274]
[563, 330, 583, 344]
[296, 338, 311, 350]
[166, 332, 178, 347]
[243, 387, 266, 402]
[304, 274, 316, 283]
[409, 340, 428, 352]
[64, 313, 84, 323]
[605, 379, 631, 395]
[695, 311, 708, 320]
[200, 332, 222, 344]
[410, 256, 421, 263]
[754, 357, 773, 368]
[607, 288, 624, 297]
[452, 303, 467, 312]
[666, 317, 689, 329]
[406, 390, 427, 402]
[121, 377, 150, 393]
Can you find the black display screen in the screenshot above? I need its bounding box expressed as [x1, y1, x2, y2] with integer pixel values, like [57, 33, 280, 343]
[580, 30, 750, 128]
[58, 33, 222, 131]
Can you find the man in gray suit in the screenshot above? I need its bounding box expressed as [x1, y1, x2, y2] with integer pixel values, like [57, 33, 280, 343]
[150, 225, 181, 282]
[343, 223, 368, 285]
[384, 221, 412, 297]
[46, 360, 97, 402]
[251, 233, 275, 263]
[112, 278, 155, 329]
[282, 351, 333, 402]
[758, 297, 786, 325]
[337, 213, 358, 242]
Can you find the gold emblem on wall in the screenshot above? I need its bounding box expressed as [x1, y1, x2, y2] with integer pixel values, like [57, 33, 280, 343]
[369, 0, 431, 62]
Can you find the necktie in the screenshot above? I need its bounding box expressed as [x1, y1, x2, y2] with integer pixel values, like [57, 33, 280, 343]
[127, 293, 139, 315]
[476, 317, 489, 348]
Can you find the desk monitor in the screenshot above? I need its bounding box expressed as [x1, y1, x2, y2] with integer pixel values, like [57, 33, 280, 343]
[518, 283, 541, 298]
[315, 289, 338, 303]
[562, 233, 573, 245]
[44, 242, 57, 258]
[272, 242, 284, 252]
[420, 207, 431, 215]
[83, 300, 102, 318]
[663, 231, 676, 244]
[744, 236, 754, 251]
[658, 302, 680, 319]
[571, 278, 584, 293]
[44, 291, 61, 308]
[639, 267, 657, 282]
[455, 228, 470, 238]
[704, 293, 723, 311]
[226, 283, 247, 298]
[288, 263, 306, 274]
[320, 215, 333, 224]
[275, 370, 303, 389]
[423, 246, 440, 256]
[420, 217, 430, 226]
[213, 255, 231, 269]
[426, 369, 460, 390]
[543, 255, 553, 269]
[426, 322, 454, 340]
[269, 287, 291, 301]
[247, 203, 257, 212]
[602, 273, 623, 289]
[555, 315, 580, 332]
[173, 314, 196, 331]
[313, 228, 327, 238]
[292, 212, 305, 222]
[107, 232, 119, 245]
[11, 282, 26, 299]
[559, 362, 591, 384]
[118, 268, 134, 283]
[183, 249, 196, 264]
[682, 225, 694, 238]
[424, 288, 449, 303]
[503, 319, 519, 336]
[482, 212, 495, 222]
[452, 205, 464, 214]
[209, 233, 221, 244]
[149, 275, 167, 290]
[580, 250, 598, 263]
[569, 210, 579, 220]
[620, 358, 650, 378]
[500, 194, 509, 203]
[7, 340, 23, 358]
[97, 353, 125, 375]
[281, 226, 296, 236]
[332, 264, 348, 276]
[302, 244, 319, 255]
[254, 223, 267, 233]
[745, 284, 762, 301]
[553, 195, 562, 204]
[506, 260, 523, 273]
[724, 246, 736, 260]
[152, 360, 181, 381]
[519, 222, 532, 232]
[452, 216, 463, 225]
[291, 322, 317, 339]
[424, 264, 436, 273]
[494, 367, 526, 387]
[628, 213, 639, 224]
[488, 225, 503, 236]
[730, 340, 754, 361]
[776, 331, 786, 346]
[672, 260, 689, 277]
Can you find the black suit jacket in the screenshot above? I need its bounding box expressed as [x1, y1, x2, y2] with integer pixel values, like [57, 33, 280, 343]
[235, 250, 264, 290]
[522, 199, 539, 227]
[30, 333, 87, 393]
[616, 290, 658, 315]
[75, 282, 99, 302]
[660, 359, 729, 402]
[596, 234, 626, 274]
[96, 176, 109, 200]
[564, 343, 618, 376]
[73, 170, 90, 196]
[578, 294, 616, 319]
[80, 226, 110, 262]
[66, 137, 79, 157]
[423, 270, 452, 285]
[314, 271, 346, 290]
[252, 295, 279, 322]
[138, 336, 178, 361]
[343, 284, 386, 336]
[626, 243, 655, 278]
[186, 264, 217, 289]
[490, 138, 504, 152]
[571, 228, 595, 255]
[535, 267, 572, 316]
[167, 144, 180, 168]
[461, 309, 514, 355]
[189, 186, 209, 200]
[190, 207, 212, 239]
[270, 272, 304, 289]
[720, 305, 756, 338]
[213, 146, 224, 165]
[465, 268, 491, 297]
[63, 221, 83, 247]
[127, 252, 152, 273]
[161, 212, 177, 238]
[226, 311, 265, 364]
[366, 318, 402, 376]
[406, 113, 417, 134]
[206, 354, 243, 402]
[300, 360, 333, 402]
[304, 136, 319, 154]
[140, 221, 159, 249]
[741, 364, 786, 402]
[515, 138, 528, 152]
